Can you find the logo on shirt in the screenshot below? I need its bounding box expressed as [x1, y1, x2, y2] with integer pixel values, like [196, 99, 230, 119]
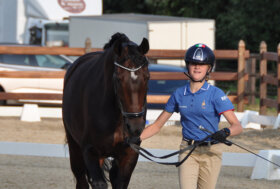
[179, 105, 187, 109]
[221, 95, 228, 101]
[201, 100, 206, 109]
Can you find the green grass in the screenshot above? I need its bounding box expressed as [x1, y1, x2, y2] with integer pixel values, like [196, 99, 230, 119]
[235, 98, 278, 116]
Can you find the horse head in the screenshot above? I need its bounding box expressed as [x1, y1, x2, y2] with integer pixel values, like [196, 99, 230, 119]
[109, 33, 150, 139]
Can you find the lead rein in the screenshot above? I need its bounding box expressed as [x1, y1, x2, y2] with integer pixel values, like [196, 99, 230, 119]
[128, 133, 214, 166]
[199, 125, 280, 168]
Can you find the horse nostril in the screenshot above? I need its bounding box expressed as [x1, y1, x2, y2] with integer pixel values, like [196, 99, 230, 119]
[135, 129, 142, 136]
[126, 123, 131, 133]
[126, 118, 145, 136]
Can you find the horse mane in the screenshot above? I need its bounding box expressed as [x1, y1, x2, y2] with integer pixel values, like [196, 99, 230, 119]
[103, 33, 130, 50]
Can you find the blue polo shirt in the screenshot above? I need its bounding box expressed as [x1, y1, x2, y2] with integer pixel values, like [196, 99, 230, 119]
[165, 81, 234, 141]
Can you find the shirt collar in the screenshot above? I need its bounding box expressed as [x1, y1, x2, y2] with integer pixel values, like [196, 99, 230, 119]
[184, 81, 210, 95]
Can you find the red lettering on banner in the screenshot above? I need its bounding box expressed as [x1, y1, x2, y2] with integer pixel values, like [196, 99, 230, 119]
[58, 0, 86, 13]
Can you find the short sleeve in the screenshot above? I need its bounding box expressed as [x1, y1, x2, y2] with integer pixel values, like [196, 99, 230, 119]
[214, 88, 234, 115]
[164, 92, 179, 113]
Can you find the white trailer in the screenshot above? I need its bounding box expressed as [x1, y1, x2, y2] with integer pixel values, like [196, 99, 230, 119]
[0, 0, 102, 46]
[69, 13, 215, 66]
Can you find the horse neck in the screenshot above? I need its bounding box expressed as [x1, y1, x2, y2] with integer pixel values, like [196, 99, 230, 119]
[103, 46, 114, 69]
[102, 48, 116, 93]
[100, 49, 122, 117]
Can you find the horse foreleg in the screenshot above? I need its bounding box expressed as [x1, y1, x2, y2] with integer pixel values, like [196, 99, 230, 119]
[110, 149, 139, 189]
[83, 146, 108, 189]
[65, 131, 89, 189]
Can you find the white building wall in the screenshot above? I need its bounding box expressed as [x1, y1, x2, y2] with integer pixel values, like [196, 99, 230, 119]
[186, 20, 215, 50]
[68, 15, 215, 68]
[0, 0, 19, 43]
[16, 0, 27, 43]
[148, 21, 186, 66]
[69, 18, 148, 48]
[148, 22, 183, 49]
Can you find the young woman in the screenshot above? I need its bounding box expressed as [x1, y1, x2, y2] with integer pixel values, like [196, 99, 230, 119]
[140, 44, 243, 189]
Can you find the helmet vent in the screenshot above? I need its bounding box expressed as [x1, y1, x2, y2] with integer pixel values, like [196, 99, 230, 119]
[192, 48, 203, 61]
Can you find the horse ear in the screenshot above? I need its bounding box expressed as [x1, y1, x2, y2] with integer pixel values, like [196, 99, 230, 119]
[138, 38, 149, 54]
[113, 39, 123, 56]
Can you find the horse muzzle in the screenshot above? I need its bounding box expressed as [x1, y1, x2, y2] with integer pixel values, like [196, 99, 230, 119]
[125, 116, 145, 137]
[124, 136, 141, 145]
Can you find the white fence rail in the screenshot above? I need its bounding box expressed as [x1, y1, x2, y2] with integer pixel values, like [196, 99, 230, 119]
[0, 142, 279, 180]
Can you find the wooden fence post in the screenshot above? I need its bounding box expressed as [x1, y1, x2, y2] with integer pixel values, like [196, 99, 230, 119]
[85, 38, 92, 53]
[245, 56, 256, 105]
[249, 56, 256, 104]
[277, 43, 280, 114]
[237, 40, 245, 112]
[260, 41, 267, 115]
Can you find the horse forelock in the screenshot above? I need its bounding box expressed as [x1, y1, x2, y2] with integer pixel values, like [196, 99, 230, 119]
[103, 32, 130, 50]
[103, 33, 148, 68]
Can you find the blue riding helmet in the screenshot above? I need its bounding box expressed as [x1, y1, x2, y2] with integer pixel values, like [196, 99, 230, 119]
[184, 43, 215, 69]
[184, 43, 215, 82]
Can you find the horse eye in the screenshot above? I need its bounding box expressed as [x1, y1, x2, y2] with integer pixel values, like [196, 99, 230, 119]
[146, 72, 150, 78]
[144, 73, 150, 81]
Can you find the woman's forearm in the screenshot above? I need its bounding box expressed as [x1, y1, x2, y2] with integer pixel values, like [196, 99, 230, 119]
[140, 124, 161, 140]
[140, 111, 173, 140]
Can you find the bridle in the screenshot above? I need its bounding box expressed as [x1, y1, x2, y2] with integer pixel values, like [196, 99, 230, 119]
[113, 61, 148, 118]
[114, 62, 145, 72]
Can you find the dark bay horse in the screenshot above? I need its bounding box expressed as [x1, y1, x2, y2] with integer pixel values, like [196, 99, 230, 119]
[62, 33, 150, 189]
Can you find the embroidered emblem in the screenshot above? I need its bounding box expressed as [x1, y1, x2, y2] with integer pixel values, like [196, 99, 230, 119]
[193, 48, 203, 61]
[202, 100, 206, 109]
[221, 95, 228, 101]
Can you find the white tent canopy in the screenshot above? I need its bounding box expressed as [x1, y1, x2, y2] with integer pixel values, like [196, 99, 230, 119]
[0, 0, 102, 44]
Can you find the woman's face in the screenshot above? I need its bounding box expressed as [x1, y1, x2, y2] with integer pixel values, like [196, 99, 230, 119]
[188, 63, 210, 81]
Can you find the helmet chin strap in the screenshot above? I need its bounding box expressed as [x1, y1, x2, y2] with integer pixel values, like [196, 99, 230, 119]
[184, 71, 209, 83]
[184, 65, 212, 82]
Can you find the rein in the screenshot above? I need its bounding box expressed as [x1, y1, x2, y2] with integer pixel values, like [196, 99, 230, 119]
[128, 134, 214, 167]
[129, 126, 280, 168]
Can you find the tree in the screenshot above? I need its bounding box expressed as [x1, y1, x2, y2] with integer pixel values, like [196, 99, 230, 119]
[103, 0, 280, 52]
[103, 0, 149, 13]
